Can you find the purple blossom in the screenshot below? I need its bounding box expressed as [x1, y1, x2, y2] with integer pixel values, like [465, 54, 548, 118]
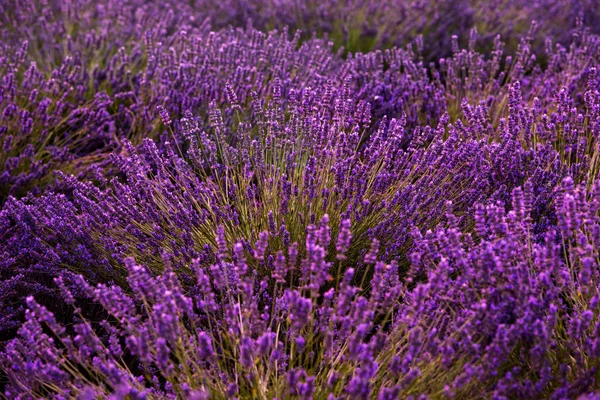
[2, 2, 600, 399]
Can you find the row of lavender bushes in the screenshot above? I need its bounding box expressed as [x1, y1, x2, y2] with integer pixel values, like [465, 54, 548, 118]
[4, 0, 600, 58]
[2, 0, 600, 202]
[2, 0, 600, 398]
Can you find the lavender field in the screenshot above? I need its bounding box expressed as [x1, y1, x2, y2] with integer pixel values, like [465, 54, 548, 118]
[2, 0, 600, 398]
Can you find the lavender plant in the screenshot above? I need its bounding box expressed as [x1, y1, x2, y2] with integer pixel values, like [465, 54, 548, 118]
[2, 0, 600, 200]
[1, 60, 598, 348]
[2, 12, 599, 203]
[3, 0, 600, 398]
[0, 24, 344, 203]
[4, 181, 600, 398]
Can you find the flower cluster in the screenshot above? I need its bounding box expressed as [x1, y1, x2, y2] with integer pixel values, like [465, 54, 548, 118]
[4, 182, 600, 398]
[2, 1, 600, 202]
[2, 0, 600, 399]
[5, 0, 600, 57]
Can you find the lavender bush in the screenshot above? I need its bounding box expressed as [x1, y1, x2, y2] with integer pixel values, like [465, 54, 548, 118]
[7, 0, 599, 56]
[4, 182, 600, 398]
[2, 0, 600, 398]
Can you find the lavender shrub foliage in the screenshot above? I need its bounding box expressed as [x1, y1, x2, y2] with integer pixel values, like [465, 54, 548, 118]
[2, 0, 600, 399]
[4, 183, 600, 398]
[5, 0, 600, 56]
[2, 1, 600, 202]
